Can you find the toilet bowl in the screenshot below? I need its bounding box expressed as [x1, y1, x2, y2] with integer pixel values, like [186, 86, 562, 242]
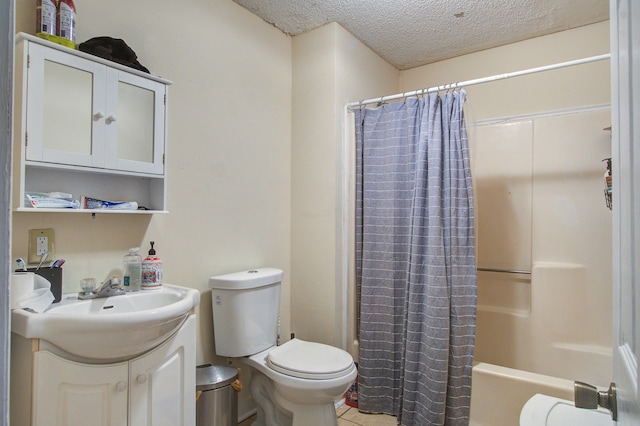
[520, 394, 612, 426]
[247, 339, 357, 426]
[209, 268, 357, 426]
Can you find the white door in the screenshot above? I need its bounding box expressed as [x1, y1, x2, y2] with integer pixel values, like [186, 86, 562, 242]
[611, 0, 640, 423]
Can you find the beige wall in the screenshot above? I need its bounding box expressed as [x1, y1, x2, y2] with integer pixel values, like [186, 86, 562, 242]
[401, 21, 610, 121]
[12, 0, 292, 367]
[290, 23, 398, 347]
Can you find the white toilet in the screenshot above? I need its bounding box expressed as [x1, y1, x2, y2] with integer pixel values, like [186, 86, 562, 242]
[209, 268, 357, 426]
[520, 394, 613, 426]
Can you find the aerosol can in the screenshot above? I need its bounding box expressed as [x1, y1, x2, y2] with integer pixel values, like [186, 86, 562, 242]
[57, 0, 76, 44]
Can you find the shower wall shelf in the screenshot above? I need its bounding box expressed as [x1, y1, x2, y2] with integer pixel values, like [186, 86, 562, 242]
[476, 267, 532, 275]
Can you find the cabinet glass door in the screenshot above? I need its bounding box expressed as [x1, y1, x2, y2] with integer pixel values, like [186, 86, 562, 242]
[43, 60, 92, 155]
[117, 80, 154, 163]
[26, 42, 106, 168]
[105, 69, 165, 175]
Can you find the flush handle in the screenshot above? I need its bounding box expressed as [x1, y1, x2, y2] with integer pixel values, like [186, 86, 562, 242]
[574, 381, 617, 421]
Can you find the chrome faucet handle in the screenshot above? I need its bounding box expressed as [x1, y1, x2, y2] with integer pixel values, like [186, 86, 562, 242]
[97, 277, 125, 297]
[78, 277, 125, 299]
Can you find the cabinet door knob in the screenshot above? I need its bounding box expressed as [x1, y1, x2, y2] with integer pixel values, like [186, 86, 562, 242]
[106, 115, 117, 123]
[93, 112, 104, 120]
[116, 381, 127, 391]
[136, 374, 147, 384]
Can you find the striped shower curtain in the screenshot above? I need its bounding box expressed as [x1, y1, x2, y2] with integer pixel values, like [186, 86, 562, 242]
[354, 91, 477, 425]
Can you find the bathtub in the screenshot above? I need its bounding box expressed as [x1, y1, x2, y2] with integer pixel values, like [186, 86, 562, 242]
[469, 263, 612, 425]
[469, 362, 574, 426]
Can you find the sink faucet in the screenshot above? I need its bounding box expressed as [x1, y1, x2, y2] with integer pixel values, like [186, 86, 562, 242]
[78, 277, 125, 299]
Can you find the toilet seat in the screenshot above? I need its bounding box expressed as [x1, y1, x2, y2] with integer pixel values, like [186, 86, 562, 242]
[266, 338, 354, 380]
[520, 394, 611, 426]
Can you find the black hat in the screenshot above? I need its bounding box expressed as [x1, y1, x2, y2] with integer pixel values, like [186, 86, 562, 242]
[78, 36, 149, 73]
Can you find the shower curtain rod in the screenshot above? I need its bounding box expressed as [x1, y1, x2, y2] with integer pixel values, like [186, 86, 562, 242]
[346, 53, 610, 109]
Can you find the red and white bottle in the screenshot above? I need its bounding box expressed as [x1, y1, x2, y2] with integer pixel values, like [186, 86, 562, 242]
[57, 0, 76, 43]
[36, 0, 57, 36]
[142, 241, 163, 290]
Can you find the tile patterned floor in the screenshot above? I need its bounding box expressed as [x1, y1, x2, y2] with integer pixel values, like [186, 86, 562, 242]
[337, 405, 398, 425]
[238, 404, 397, 425]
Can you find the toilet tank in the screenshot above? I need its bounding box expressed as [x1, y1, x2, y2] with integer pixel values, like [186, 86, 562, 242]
[209, 268, 283, 357]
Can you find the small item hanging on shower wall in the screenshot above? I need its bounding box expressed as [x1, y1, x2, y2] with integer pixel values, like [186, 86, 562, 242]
[603, 157, 612, 210]
[603, 126, 612, 211]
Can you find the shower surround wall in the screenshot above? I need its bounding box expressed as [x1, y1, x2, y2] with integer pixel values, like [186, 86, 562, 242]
[473, 109, 612, 385]
[468, 108, 612, 426]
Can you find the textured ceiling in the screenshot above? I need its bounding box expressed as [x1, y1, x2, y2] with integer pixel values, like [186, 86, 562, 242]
[233, 0, 609, 70]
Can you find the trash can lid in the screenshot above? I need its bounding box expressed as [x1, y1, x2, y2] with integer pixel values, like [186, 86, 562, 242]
[196, 365, 239, 391]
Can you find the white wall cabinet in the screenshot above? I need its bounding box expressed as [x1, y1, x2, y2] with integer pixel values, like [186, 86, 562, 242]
[11, 316, 196, 426]
[13, 33, 171, 213]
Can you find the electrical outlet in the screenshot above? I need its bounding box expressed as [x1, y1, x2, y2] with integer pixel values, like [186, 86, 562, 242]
[36, 236, 48, 255]
[28, 229, 55, 265]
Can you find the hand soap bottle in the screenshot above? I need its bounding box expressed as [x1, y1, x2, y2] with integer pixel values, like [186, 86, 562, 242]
[122, 248, 142, 292]
[142, 241, 163, 290]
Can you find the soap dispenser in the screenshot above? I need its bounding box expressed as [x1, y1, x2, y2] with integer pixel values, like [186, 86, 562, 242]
[122, 248, 142, 292]
[142, 241, 163, 290]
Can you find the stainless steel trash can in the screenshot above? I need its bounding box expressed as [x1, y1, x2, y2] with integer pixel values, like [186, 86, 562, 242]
[196, 365, 239, 426]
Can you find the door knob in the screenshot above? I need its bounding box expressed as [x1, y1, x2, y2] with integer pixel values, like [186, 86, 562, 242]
[136, 374, 147, 384]
[115, 381, 127, 392]
[574, 381, 617, 421]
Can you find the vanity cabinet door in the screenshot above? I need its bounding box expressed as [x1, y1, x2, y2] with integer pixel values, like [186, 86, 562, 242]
[129, 316, 196, 426]
[24, 42, 106, 168]
[32, 351, 129, 426]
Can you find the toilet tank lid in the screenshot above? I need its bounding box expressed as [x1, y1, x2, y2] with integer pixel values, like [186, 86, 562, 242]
[209, 268, 283, 290]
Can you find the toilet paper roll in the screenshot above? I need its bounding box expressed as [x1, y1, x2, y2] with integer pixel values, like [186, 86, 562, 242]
[11, 272, 35, 309]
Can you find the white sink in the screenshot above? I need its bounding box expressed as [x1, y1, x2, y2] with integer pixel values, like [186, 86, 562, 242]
[11, 284, 200, 361]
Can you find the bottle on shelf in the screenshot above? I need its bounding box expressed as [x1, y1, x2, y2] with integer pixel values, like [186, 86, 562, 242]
[36, 0, 57, 36]
[57, 0, 76, 44]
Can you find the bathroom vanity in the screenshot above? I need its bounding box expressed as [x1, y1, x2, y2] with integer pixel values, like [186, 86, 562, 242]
[13, 33, 171, 213]
[10, 284, 200, 425]
[11, 315, 195, 426]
